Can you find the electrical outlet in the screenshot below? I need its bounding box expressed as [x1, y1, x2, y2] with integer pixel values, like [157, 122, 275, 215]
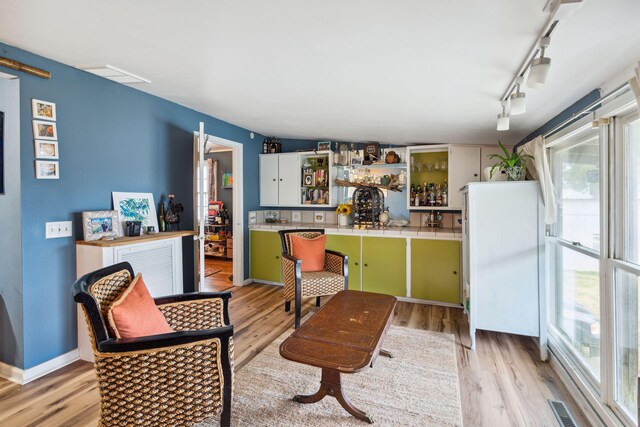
[46, 221, 73, 239]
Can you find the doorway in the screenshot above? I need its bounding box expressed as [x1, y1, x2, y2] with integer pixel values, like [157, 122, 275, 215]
[193, 129, 244, 292]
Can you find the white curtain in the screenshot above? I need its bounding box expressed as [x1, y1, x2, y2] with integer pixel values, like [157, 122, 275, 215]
[629, 60, 640, 115]
[521, 135, 558, 224]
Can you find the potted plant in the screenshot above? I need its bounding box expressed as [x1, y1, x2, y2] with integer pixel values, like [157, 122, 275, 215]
[489, 141, 533, 181]
[336, 203, 353, 227]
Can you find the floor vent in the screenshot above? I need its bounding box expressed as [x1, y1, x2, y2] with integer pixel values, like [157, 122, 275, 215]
[549, 399, 578, 427]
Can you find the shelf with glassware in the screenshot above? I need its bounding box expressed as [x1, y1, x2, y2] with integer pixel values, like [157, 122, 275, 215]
[407, 144, 481, 210]
[299, 151, 338, 206]
[333, 164, 408, 197]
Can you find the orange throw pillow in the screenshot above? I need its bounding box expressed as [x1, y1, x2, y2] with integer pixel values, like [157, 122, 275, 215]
[290, 234, 326, 272]
[107, 273, 174, 339]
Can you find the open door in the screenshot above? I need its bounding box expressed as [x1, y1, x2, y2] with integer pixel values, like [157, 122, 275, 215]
[193, 123, 244, 291]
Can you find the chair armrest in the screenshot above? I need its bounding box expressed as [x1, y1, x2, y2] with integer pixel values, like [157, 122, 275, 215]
[155, 292, 232, 327]
[97, 325, 233, 353]
[154, 291, 232, 305]
[282, 253, 301, 264]
[325, 250, 348, 276]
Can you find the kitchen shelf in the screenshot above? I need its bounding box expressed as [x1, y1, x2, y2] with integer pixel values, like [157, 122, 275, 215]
[345, 163, 407, 169]
[334, 179, 404, 193]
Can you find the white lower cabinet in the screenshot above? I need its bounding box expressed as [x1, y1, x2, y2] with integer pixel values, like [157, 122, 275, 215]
[75, 235, 184, 362]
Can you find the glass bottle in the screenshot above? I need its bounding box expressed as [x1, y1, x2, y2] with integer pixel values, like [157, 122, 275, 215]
[428, 183, 436, 206]
[442, 179, 448, 206]
[436, 184, 442, 206]
[159, 201, 166, 232]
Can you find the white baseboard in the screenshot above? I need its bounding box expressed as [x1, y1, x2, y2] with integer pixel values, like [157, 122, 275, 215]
[247, 279, 283, 286]
[0, 349, 79, 385]
[0, 360, 24, 384]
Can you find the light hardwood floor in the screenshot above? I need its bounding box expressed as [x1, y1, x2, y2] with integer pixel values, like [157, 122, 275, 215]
[0, 282, 589, 427]
[202, 258, 234, 292]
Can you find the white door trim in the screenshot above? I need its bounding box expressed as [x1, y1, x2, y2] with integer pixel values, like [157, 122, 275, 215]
[194, 130, 245, 288]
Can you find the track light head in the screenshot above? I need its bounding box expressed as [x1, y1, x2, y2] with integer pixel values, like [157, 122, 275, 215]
[527, 37, 552, 88]
[509, 76, 526, 115]
[497, 101, 510, 131]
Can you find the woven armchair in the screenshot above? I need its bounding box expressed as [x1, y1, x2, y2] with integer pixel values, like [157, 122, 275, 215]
[72, 262, 234, 427]
[278, 229, 348, 328]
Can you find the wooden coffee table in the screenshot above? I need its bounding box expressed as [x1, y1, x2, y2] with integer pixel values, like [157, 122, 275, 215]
[279, 290, 397, 423]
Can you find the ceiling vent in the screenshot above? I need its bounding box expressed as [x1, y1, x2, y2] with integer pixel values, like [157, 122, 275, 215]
[79, 65, 150, 84]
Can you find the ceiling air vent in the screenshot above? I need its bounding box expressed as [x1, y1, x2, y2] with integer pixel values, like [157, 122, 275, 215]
[79, 64, 150, 84]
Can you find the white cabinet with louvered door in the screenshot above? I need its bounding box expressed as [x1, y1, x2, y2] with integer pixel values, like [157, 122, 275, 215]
[75, 233, 186, 361]
[277, 153, 301, 206]
[448, 145, 481, 209]
[259, 154, 280, 206]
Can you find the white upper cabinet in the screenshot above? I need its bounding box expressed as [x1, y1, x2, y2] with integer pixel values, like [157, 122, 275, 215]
[259, 154, 279, 206]
[278, 153, 301, 206]
[448, 145, 481, 209]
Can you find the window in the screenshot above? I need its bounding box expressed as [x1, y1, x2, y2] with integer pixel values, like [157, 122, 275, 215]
[553, 130, 600, 251]
[547, 103, 640, 427]
[549, 127, 602, 383]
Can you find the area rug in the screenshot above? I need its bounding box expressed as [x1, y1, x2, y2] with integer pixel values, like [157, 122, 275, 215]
[198, 326, 462, 426]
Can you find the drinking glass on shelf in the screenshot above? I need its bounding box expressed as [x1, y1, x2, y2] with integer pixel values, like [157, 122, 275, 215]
[416, 162, 423, 172]
[426, 162, 433, 172]
[434, 162, 440, 171]
[441, 160, 447, 171]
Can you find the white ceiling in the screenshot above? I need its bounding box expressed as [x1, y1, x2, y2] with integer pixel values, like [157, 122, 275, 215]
[1, 0, 639, 145]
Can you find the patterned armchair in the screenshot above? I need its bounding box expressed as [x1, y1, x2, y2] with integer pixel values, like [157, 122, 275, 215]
[278, 229, 348, 328]
[72, 262, 234, 427]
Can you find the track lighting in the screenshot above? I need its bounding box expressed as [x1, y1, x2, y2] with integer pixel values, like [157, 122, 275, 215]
[509, 76, 526, 115]
[527, 37, 551, 88]
[497, 101, 509, 131]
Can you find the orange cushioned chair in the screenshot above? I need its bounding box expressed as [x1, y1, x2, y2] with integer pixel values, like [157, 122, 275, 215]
[72, 262, 234, 427]
[278, 229, 348, 328]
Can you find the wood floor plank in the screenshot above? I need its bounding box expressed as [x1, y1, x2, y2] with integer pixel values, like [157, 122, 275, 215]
[0, 283, 590, 426]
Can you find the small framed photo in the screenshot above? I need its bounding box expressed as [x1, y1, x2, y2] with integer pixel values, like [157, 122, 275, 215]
[317, 141, 332, 151]
[35, 160, 59, 179]
[31, 99, 57, 121]
[351, 150, 363, 165]
[34, 139, 59, 159]
[303, 172, 314, 187]
[32, 120, 57, 140]
[82, 210, 120, 241]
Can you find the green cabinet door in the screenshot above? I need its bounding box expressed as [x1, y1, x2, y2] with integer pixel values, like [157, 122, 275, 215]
[362, 237, 406, 297]
[250, 230, 282, 283]
[411, 239, 460, 304]
[325, 234, 361, 290]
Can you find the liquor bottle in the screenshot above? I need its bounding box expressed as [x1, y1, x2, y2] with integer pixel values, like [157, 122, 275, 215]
[422, 182, 428, 206]
[442, 179, 448, 206]
[429, 183, 436, 206]
[436, 184, 442, 206]
[158, 201, 166, 232]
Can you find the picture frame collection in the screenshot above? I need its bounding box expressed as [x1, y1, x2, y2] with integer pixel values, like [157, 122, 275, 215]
[31, 99, 59, 179]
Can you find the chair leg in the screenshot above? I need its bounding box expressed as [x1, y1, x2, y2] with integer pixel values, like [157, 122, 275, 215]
[295, 291, 302, 329]
[316, 296, 321, 307]
[285, 301, 291, 312]
[220, 338, 233, 427]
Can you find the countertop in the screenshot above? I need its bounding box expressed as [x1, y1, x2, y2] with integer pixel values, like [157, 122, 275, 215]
[249, 222, 462, 239]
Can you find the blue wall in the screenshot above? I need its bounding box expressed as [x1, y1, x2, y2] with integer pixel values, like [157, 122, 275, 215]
[0, 42, 264, 369]
[514, 89, 601, 149]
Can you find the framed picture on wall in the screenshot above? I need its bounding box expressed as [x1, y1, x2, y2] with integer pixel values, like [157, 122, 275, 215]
[35, 160, 59, 179]
[32, 120, 57, 140]
[34, 139, 59, 159]
[31, 99, 57, 121]
[222, 172, 233, 188]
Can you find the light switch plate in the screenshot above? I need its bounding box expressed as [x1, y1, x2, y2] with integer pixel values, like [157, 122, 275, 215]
[46, 221, 73, 239]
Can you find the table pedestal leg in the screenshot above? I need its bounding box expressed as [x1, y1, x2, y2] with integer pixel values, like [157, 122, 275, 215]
[293, 368, 374, 424]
